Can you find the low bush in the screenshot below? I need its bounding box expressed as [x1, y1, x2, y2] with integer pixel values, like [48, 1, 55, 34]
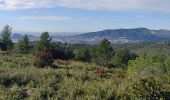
[95, 67, 108, 78]
[129, 78, 170, 99]
[33, 51, 54, 68]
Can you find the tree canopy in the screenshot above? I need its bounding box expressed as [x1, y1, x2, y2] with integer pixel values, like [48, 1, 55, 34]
[0, 25, 13, 51]
[36, 32, 52, 51]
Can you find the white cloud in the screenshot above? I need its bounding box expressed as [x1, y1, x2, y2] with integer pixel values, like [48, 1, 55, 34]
[20, 15, 72, 20]
[0, 0, 170, 13]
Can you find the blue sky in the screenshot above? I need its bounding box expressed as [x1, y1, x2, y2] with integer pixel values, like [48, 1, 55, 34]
[0, 0, 170, 34]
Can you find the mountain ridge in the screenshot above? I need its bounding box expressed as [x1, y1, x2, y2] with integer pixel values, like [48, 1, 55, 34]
[12, 28, 170, 44]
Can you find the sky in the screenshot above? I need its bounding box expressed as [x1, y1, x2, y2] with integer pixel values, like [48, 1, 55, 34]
[0, 0, 170, 34]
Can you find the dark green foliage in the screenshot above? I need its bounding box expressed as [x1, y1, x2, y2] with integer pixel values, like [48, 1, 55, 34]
[0, 25, 13, 51]
[36, 32, 52, 51]
[95, 38, 114, 66]
[14, 35, 30, 54]
[72, 39, 115, 66]
[73, 39, 137, 67]
[111, 48, 132, 67]
[74, 47, 91, 62]
[0, 42, 7, 51]
[34, 32, 54, 67]
[50, 42, 78, 60]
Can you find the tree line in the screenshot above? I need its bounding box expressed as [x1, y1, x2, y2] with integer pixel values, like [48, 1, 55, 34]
[0, 25, 139, 68]
[74, 38, 137, 67]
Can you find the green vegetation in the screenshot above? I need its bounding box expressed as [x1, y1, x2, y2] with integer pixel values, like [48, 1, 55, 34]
[74, 47, 91, 62]
[0, 25, 170, 99]
[14, 35, 30, 54]
[0, 51, 169, 99]
[33, 32, 54, 68]
[111, 48, 134, 67]
[36, 32, 52, 51]
[0, 25, 13, 51]
[95, 38, 114, 66]
[74, 39, 135, 67]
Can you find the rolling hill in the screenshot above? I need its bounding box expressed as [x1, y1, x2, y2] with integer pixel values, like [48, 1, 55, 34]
[12, 28, 170, 44]
[60, 28, 170, 44]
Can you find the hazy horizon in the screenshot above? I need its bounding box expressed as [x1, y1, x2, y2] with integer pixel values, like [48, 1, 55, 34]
[10, 27, 170, 36]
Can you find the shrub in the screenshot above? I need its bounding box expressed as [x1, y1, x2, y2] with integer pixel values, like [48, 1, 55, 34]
[33, 51, 54, 68]
[111, 48, 132, 67]
[74, 47, 91, 62]
[79, 74, 90, 82]
[6, 86, 26, 100]
[54, 60, 71, 65]
[165, 57, 170, 74]
[64, 71, 74, 77]
[129, 78, 170, 99]
[95, 67, 108, 78]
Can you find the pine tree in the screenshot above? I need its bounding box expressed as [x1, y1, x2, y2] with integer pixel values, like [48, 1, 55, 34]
[34, 32, 54, 67]
[0, 25, 13, 51]
[95, 38, 114, 66]
[14, 35, 30, 53]
[36, 32, 52, 51]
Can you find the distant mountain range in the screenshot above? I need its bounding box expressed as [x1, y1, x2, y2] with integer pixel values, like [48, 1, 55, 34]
[12, 33, 39, 42]
[12, 28, 170, 44]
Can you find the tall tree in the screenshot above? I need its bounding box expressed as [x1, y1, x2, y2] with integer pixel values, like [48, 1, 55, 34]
[34, 32, 54, 67]
[37, 32, 52, 51]
[14, 35, 30, 53]
[95, 38, 114, 66]
[0, 25, 13, 51]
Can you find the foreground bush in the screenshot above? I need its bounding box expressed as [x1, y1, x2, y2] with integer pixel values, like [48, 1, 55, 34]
[33, 51, 54, 68]
[0, 66, 63, 99]
[129, 78, 170, 99]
